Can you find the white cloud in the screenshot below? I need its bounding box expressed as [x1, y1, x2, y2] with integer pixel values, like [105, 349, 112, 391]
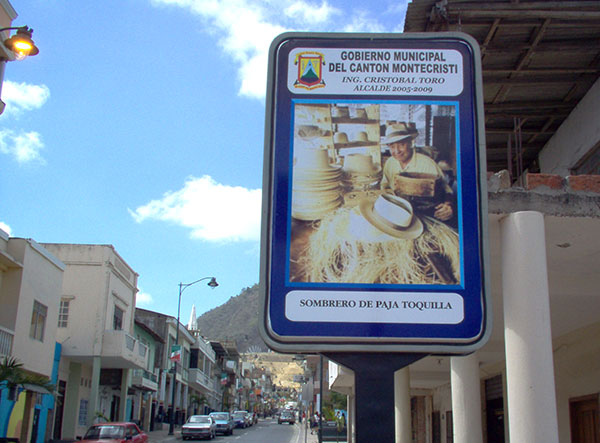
[136, 289, 154, 307]
[129, 175, 262, 242]
[148, 0, 400, 98]
[0, 129, 45, 164]
[0, 222, 12, 236]
[284, 1, 340, 24]
[342, 11, 388, 33]
[151, 0, 286, 99]
[1, 81, 50, 117]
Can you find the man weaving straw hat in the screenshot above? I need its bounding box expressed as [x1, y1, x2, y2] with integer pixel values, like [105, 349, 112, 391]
[380, 122, 454, 222]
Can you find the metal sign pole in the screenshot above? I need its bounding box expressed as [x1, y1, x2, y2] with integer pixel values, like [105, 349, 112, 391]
[324, 353, 426, 443]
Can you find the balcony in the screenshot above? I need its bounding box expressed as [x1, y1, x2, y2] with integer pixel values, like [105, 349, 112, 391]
[101, 330, 147, 369]
[189, 368, 215, 392]
[0, 326, 14, 358]
[193, 339, 216, 364]
[131, 369, 158, 391]
[223, 359, 237, 374]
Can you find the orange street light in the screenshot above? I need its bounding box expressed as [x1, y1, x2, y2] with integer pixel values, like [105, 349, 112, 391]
[2, 26, 39, 60]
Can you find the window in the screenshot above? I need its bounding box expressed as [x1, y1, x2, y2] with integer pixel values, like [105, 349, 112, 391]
[113, 306, 123, 330]
[58, 299, 70, 328]
[30, 300, 47, 341]
[78, 399, 88, 426]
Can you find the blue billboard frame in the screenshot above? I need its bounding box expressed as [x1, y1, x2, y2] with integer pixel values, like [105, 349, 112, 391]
[259, 32, 490, 353]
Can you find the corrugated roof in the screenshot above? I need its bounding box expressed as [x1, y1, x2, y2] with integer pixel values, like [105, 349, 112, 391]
[404, 0, 600, 174]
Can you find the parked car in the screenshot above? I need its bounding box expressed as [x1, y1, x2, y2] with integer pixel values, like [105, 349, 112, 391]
[209, 412, 234, 435]
[278, 410, 296, 425]
[79, 422, 147, 443]
[245, 411, 254, 426]
[231, 412, 247, 428]
[181, 415, 216, 440]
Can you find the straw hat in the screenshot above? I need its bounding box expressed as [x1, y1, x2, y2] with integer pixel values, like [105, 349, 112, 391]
[332, 106, 350, 118]
[295, 148, 340, 172]
[334, 132, 349, 144]
[355, 131, 369, 143]
[359, 194, 423, 239]
[353, 108, 367, 119]
[343, 154, 380, 174]
[297, 125, 324, 139]
[382, 122, 418, 145]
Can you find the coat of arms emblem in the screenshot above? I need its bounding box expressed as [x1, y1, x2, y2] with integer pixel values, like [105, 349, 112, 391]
[294, 51, 326, 90]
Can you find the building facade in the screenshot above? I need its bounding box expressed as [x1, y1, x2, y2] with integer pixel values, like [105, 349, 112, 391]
[0, 232, 64, 443]
[42, 244, 147, 440]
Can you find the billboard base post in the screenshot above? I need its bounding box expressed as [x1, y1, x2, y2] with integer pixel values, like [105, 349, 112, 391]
[324, 353, 426, 443]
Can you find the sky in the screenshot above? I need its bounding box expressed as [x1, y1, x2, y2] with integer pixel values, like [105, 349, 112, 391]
[1, 0, 409, 321]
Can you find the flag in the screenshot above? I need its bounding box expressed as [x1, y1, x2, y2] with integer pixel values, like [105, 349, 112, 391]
[170, 345, 181, 362]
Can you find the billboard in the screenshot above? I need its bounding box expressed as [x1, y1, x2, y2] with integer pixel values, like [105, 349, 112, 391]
[259, 33, 490, 353]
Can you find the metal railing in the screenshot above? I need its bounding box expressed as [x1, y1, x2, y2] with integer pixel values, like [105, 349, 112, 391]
[125, 334, 135, 351]
[190, 368, 215, 390]
[138, 341, 147, 357]
[132, 369, 157, 383]
[0, 326, 13, 357]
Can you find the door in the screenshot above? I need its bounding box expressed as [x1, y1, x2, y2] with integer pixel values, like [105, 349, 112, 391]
[485, 375, 505, 443]
[30, 407, 40, 443]
[111, 395, 120, 422]
[570, 394, 599, 443]
[53, 380, 66, 439]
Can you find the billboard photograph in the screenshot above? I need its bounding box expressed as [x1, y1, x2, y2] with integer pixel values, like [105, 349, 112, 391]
[289, 101, 461, 287]
[260, 33, 490, 353]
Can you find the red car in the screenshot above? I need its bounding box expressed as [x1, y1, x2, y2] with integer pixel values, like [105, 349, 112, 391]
[79, 422, 148, 443]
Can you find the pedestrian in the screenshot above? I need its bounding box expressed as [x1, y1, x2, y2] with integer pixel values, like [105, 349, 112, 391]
[310, 412, 318, 434]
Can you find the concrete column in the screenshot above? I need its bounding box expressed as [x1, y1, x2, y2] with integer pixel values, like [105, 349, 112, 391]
[119, 369, 129, 422]
[347, 393, 355, 443]
[159, 370, 166, 402]
[450, 353, 483, 443]
[176, 382, 182, 411]
[183, 385, 189, 419]
[63, 362, 82, 439]
[143, 393, 152, 431]
[87, 356, 101, 426]
[501, 211, 559, 442]
[135, 391, 142, 422]
[394, 367, 411, 443]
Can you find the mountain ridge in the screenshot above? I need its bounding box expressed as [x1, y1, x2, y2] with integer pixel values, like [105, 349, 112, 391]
[195, 283, 268, 353]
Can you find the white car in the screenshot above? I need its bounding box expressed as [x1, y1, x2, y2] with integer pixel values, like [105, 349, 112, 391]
[181, 415, 216, 440]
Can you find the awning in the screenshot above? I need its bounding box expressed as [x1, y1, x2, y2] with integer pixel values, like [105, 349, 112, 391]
[22, 383, 53, 395]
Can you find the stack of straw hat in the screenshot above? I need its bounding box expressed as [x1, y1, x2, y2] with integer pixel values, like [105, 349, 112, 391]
[341, 152, 382, 191]
[292, 148, 343, 220]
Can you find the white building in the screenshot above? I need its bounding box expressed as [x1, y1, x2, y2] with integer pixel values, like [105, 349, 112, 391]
[135, 308, 220, 428]
[0, 231, 64, 442]
[42, 244, 147, 440]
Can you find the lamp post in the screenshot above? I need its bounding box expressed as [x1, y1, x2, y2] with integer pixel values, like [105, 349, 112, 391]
[0, 26, 39, 115]
[1, 26, 39, 60]
[168, 276, 218, 436]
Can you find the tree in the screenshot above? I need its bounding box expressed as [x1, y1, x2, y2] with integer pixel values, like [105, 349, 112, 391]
[0, 356, 55, 400]
[189, 393, 208, 414]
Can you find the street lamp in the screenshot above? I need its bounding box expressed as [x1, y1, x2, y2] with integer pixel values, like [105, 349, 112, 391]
[0, 26, 39, 115]
[1, 26, 39, 60]
[168, 276, 218, 435]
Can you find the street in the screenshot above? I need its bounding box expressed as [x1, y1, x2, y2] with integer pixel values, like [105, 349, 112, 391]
[147, 418, 319, 443]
